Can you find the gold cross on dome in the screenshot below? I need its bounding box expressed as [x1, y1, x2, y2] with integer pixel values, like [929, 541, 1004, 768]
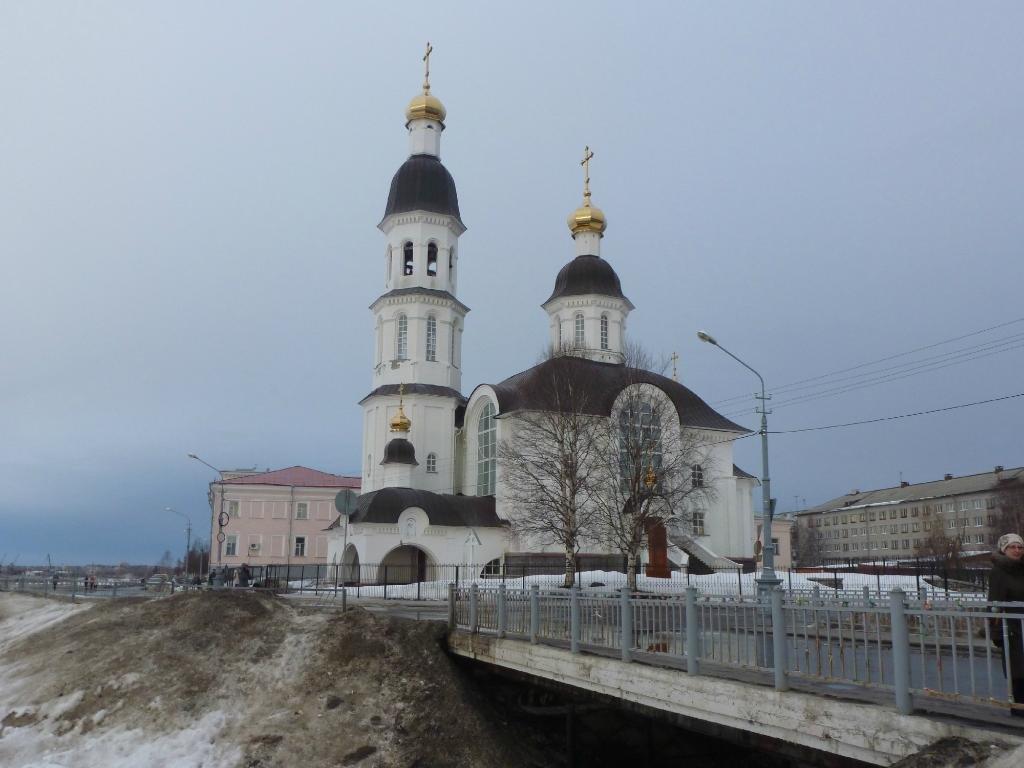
[671, 352, 679, 381]
[422, 42, 433, 93]
[580, 145, 594, 204]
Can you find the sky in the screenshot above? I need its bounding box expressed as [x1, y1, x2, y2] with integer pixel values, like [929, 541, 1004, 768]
[1, 2, 1022, 565]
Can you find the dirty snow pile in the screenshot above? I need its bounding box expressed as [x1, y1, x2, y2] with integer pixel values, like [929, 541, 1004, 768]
[0, 591, 548, 768]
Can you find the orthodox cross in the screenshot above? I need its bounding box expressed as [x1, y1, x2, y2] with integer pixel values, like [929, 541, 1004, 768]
[422, 42, 433, 93]
[580, 145, 594, 204]
[670, 351, 679, 381]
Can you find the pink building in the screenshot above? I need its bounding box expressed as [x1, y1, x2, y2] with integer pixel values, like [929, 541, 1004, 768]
[209, 466, 360, 568]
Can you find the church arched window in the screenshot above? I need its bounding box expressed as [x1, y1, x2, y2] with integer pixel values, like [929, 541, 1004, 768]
[403, 241, 414, 275]
[574, 313, 585, 348]
[691, 464, 704, 488]
[618, 400, 662, 491]
[396, 314, 408, 360]
[426, 452, 437, 473]
[386, 246, 393, 284]
[477, 402, 496, 495]
[426, 316, 437, 361]
[427, 243, 438, 276]
[600, 315, 609, 350]
[375, 317, 383, 365]
[448, 247, 454, 271]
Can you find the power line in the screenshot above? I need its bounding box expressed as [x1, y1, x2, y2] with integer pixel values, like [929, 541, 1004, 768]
[713, 316, 1024, 407]
[768, 391, 1024, 434]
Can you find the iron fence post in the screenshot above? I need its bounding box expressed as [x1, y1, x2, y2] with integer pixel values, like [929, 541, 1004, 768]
[112, 581, 117, 598]
[570, 585, 581, 654]
[863, 585, 870, 603]
[812, 584, 820, 604]
[384, 565, 389, 600]
[341, 586, 347, 612]
[737, 567, 743, 596]
[771, 588, 789, 691]
[685, 586, 700, 676]
[448, 583, 456, 633]
[530, 584, 540, 644]
[470, 583, 479, 634]
[620, 588, 632, 662]
[497, 583, 508, 639]
[889, 588, 913, 715]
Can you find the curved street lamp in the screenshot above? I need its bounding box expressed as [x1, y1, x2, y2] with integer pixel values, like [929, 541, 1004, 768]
[697, 331, 781, 593]
[189, 453, 228, 571]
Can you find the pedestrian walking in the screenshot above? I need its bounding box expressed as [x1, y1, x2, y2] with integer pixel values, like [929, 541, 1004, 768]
[988, 532, 1024, 716]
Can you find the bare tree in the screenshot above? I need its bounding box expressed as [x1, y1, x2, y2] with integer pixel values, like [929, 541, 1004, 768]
[794, 524, 823, 567]
[589, 345, 716, 590]
[498, 349, 602, 588]
[915, 529, 965, 571]
[994, 482, 1024, 538]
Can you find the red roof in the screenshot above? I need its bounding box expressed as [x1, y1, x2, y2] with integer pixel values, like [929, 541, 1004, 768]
[221, 466, 361, 489]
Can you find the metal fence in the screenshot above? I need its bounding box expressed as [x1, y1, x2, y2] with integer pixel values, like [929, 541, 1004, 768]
[451, 585, 1024, 717]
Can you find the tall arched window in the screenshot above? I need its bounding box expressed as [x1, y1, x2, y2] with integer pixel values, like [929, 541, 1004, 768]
[448, 247, 454, 271]
[691, 464, 704, 488]
[403, 242, 414, 275]
[375, 317, 383, 365]
[574, 313, 585, 348]
[395, 314, 408, 360]
[600, 314, 609, 350]
[477, 402, 496, 495]
[427, 243, 438, 276]
[618, 400, 662, 489]
[386, 246, 393, 284]
[426, 452, 437, 473]
[426, 316, 437, 361]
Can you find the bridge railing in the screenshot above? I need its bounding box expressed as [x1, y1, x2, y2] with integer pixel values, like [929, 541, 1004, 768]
[450, 585, 1024, 718]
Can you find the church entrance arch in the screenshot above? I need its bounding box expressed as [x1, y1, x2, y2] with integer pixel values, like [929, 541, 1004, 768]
[341, 545, 359, 585]
[378, 544, 435, 584]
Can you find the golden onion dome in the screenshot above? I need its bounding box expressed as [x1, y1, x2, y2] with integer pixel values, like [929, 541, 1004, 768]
[389, 401, 412, 432]
[567, 202, 607, 236]
[405, 91, 446, 124]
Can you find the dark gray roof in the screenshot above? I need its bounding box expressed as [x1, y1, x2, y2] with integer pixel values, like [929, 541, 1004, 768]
[798, 466, 1024, 515]
[381, 438, 417, 466]
[381, 154, 464, 227]
[359, 383, 466, 406]
[733, 464, 758, 480]
[486, 356, 748, 433]
[544, 255, 632, 306]
[330, 488, 506, 528]
[370, 287, 470, 314]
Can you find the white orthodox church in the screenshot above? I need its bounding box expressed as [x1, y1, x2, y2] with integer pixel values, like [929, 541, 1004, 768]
[326, 60, 756, 578]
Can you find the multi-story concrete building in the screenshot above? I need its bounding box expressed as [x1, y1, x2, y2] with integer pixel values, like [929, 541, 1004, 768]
[795, 466, 1023, 562]
[210, 466, 360, 570]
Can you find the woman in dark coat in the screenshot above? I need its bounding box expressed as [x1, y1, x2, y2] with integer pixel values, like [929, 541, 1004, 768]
[988, 532, 1024, 715]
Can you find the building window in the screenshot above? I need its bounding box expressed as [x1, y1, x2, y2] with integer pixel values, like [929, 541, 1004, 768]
[449, 247, 454, 271]
[375, 317, 383, 365]
[974, 516, 983, 527]
[227, 500, 240, 518]
[426, 452, 437, 473]
[477, 402, 497, 495]
[618, 400, 662, 491]
[974, 499, 983, 510]
[396, 314, 408, 360]
[600, 315, 609, 350]
[427, 242, 438, 276]
[296, 502, 308, 520]
[426, 316, 437, 361]
[958, 500, 969, 512]
[574, 313, 585, 348]
[403, 242, 414, 275]
[225, 534, 238, 557]
[294, 536, 306, 557]
[450, 323, 457, 366]
[692, 510, 706, 536]
[900, 508, 907, 518]
[691, 464, 704, 488]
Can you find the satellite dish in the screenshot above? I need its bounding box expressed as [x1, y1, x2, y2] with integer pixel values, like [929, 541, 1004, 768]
[335, 489, 358, 517]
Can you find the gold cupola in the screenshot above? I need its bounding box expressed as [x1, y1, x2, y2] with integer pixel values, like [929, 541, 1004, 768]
[389, 384, 412, 432]
[567, 145, 607, 237]
[405, 42, 446, 124]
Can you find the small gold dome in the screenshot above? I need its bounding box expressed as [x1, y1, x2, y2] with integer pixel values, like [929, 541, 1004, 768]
[390, 402, 412, 433]
[406, 91, 446, 124]
[567, 203, 607, 236]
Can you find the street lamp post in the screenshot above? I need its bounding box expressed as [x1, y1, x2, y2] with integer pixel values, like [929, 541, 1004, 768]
[189, 453, 227, 572]
[697, 331, 782, 594]
[165, 507, 192, 582]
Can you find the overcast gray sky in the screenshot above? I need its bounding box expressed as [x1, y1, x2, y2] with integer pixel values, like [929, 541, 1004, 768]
[2, 2, 1022, 565]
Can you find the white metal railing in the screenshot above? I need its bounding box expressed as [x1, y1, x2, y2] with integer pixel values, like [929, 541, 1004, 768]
[449, 585, 1024, 717]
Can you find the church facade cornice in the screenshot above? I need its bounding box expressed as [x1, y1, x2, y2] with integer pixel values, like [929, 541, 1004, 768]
[379, 210, 467, 237]
[370, 287, 470, 314]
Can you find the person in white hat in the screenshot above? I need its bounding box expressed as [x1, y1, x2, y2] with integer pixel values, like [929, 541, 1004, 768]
[989, 532, 1024, 715]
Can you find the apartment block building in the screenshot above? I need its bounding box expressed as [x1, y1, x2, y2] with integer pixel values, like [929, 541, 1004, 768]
[796, 465, 1023, 562]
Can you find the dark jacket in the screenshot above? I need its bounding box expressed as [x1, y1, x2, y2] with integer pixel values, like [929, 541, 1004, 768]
[989, 554, 1024, 675]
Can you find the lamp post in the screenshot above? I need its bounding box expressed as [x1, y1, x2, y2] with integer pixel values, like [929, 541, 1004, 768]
[164, 507, 192, 582]
[189, 453, 227, 572]
[697, 331, 781, 594]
